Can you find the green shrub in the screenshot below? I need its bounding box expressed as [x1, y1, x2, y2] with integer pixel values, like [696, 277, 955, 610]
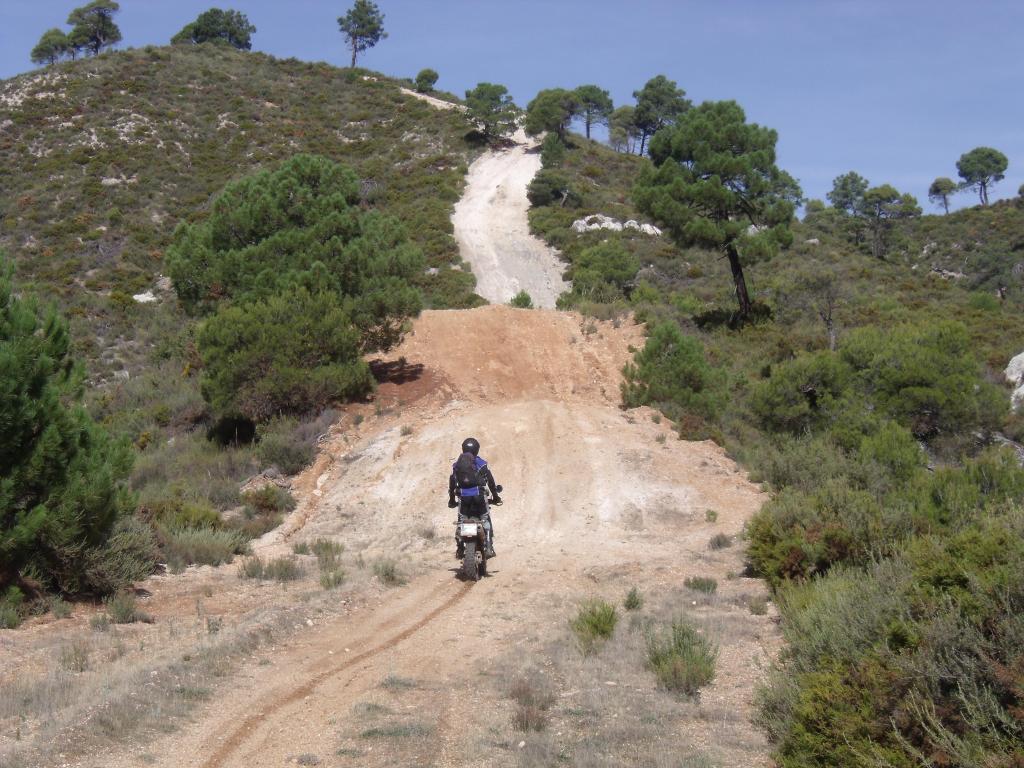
[372, 559, 405, 586]
[255, 411, 336, 474]
[105, 591, 153, 624]
[414, 68, 438, 93]
[839, 320, 1006, 439]
[570, 599, 618, 654]
[162, 526, 248, 568]
[708, 533, 732, 550]
[705, 509, 718, 523]
[539, 133, 565, 168]
[624, 586, 644, 611]
[645, 619, 718, 696]
[311, 538, 344, 560]
[967, 290, 1000, 312]
[241, 485, 295, 516]
[0, 587, 25, 629]
[746, 479, 888, 585]
[622, 322, 726, 422]
[509, 290, 533, 309]
[751, 352, 852, 435]
[50, 595, 72, 619]
[567, 242, 641, 304]
[81, 516, 159, 593]
[527, 169, 581, 208]
[145, 498, 222, 530]
[683, 576, 717, 594]
[198, 288, 375, 422]
[319, 568, 346, 589]
[238, 555, 302, 581]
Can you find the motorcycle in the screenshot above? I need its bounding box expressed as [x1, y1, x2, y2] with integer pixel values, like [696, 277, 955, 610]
[455, 484, 502, 582]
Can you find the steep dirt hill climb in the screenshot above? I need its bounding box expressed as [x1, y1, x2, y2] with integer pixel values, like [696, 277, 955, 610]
[106, 306, 776, 768]
[452, 134, 570, 307]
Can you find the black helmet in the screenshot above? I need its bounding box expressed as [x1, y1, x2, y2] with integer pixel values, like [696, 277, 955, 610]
[461, 437, 480, 456]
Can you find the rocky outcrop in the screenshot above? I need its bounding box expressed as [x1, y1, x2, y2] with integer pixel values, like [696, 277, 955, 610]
[1006, 351, 1024, 410]
[570, 214, 661, 236]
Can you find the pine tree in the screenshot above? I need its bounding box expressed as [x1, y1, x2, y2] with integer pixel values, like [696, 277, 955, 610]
[1, 263, 134, 594]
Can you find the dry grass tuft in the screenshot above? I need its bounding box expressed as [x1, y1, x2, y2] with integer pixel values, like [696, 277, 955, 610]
[509, 673, 556, 732]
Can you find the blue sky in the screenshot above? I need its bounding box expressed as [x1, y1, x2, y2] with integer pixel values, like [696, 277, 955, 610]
[3, 0, 1022, 210]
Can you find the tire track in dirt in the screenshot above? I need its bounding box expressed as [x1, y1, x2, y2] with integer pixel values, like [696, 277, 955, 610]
[200, 580, 473, 768]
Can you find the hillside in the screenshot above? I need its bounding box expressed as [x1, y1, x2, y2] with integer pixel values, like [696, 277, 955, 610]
[0, 45, 482, 384]
[526, 132, 1024, 767]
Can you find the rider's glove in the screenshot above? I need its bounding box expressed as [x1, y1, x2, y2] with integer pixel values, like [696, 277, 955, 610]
[447, 497, 458, 509]
[491, 495, 502, 506]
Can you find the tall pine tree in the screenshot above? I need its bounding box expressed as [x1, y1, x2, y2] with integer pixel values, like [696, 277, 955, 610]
[1, 263, 134, 595]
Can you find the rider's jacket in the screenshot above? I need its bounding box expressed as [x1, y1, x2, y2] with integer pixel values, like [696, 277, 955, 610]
[449, 456, 497, 498]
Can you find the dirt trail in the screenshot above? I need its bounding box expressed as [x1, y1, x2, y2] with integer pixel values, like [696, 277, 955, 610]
[37, 103, 778, 767]
[452, 133, 569, 307]
[103, 306, 775, 768]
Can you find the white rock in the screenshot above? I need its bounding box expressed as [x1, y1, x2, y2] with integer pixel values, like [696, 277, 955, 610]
[132, 290, 158, 303]
[570, 214, 660, 236]
[1006, 351, 1024, 411]
[155, 275, 173, 292]
[805, 238, 820, 246]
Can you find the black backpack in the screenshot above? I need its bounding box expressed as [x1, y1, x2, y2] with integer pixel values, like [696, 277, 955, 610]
[454, 452, 481, 490]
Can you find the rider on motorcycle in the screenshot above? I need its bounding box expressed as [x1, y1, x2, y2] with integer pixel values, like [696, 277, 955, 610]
[448, 437, 501, 558]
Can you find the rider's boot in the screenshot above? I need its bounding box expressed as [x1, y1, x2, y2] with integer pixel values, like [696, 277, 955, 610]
[486, 535, 496, 559]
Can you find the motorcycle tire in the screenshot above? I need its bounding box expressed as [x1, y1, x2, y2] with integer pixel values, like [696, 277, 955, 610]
[462, 541, 479, 582]
[480, 552, 488, 577]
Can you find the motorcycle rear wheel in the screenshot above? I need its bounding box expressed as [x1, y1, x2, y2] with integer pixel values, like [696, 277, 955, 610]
[462, 541, 479, 581]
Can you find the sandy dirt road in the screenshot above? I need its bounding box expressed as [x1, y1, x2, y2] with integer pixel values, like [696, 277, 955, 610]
[452, 133, 570, 308]
[92, 307, 776, 768]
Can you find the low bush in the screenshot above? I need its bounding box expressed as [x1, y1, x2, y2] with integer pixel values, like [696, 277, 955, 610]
[255, 412, 336, 475]
[162, 526, 248, 569]
[509, 673, 555, 731]
[50, 596, 72, 619]
[0, 587, 25, 629]
[708, 533, 732, 550]
[238, 555, 303, 581]
[622, 322, 726, 424]
[624, 586, 644, 611]
[527, 169, 581, 208]
[645, 619, 718, 696]
[372, 559, 405, 587]
[105, 591, 153, 624]
[683, 576, 717, 594]
[241, 485, 295, 516]
[570, 599, 618, 654]
[509, 290, 533, 308]
[319, 568, 346, 589]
